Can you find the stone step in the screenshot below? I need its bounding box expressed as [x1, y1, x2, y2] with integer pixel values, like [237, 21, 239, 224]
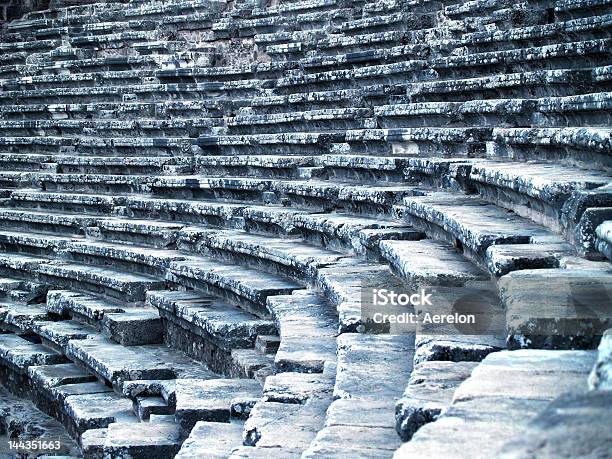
[227, 108, 375, 134]
[0, 333, 67, 377]
[279, 38, 611, 93]
[398, 192, 554, 265]
[0, 39, 60, 53]
[453, 13, 612, 53]
[0, 251, 52, 278]
[236, 364, 335, 457]
[28, 362, 98, 393]
[33, 319, 98, 353]
[267, 290, 337, 373]
[0, 118, 223, 137]
[11, 189, 117, 213]
[379, 239, 486, 286]
[406, 67, 611, 103]
[214, 9, 354, 41]
[292, 211, 422, 257]
[122, 195, 297, 231]
[82, 421, 182, 459]
[498, 266, 612, 349]
[242, 396, 332, 455]
[0, 80, 266, 105]
[0, 275, 47, 303]
[167, 255, 301, 317]
[304, 333, 413, 458]
[12, 0, 224, 33]
[262, 30, 424, 58]
[147, 289, 276, 374]
[155, 61, 295, 82]
[485, 242, 575, 276]
[35, 260, 166, 302]
[444, 0, 551, 21]
[93, 217, 186, 248]
[377, 92, 612, 128]
[344, 127, 491, 157]
[65, 334, 215, 390]
[596, 220, 612, 260]
[493, 126, 612, 171]
[339, 11, 435, 34]
[133, 396, 172, 421]
[176, 228, 344, 281]
[430, 38, 612, 77]
[230, 348, 276, 382]
[388, 269, 505, 362]
[174, 377, 261, 434]
[0, 302, 51, 332]
[497, 389, 612, 458]
[316, 259, 404, 332]
[395, 360, 478, 441]
[255, 335, 281, 354]
[394, 349, 596, 458]
[0, 137, 196, 157]
[468, 160, 611, 232]
[0, 100, 232, 120]
[46, 290, 163, 346]
[175, 421, 244, 458]
[63, 391, 138, 436]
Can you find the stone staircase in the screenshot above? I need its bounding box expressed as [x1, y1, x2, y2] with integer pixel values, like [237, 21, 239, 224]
[0, 0, 611, 457]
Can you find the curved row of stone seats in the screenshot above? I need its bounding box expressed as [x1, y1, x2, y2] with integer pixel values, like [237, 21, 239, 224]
[0, 305, 259, 457]
[0, 318, 154, 442]
[0, 237, 334, 456]
[0, 180, 419, 336]
[0, 202, 357, 353]
[1, 0, 611, 456]
[0, 221, 346, 455]
[7, 0, 227, 33]
[276, 39, 611, 93]
[1, 153, 609, 257]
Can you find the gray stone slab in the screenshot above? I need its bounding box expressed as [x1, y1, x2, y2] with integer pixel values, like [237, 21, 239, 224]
[175, 378, 261, 433]
[497, 390, 612, 459]
[499, 268, 612, 349]
[380, 239, 485, 286]
[589, 328, 612, 390]
[267, 290, 337, 373]
[176, 421, 244, 459]
[243, 397, 331, 450]
[63, 392, 136, 434]
[395, 361, 478, 441]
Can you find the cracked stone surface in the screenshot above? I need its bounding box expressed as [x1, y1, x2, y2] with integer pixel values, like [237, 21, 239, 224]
[0, 0, 611, 456]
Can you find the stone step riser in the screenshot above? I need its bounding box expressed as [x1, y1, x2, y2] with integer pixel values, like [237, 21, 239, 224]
[177, 242, 316, 285]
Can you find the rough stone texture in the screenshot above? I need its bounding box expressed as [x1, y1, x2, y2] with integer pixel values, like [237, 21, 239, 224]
[0, 0, 611, 456]
[589, 328, 612, 390]
[496, 390, 612, 459]
[175, 421, 244, 458]
[174, 378, 261, 433]
[0, 385, 80, 457]
[395, 361, 478, 441]
[380, 239, 486, 286]
[499, 267, 612, 349]
[267, 290, 337, 373]
[395, 349, 596, 458]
